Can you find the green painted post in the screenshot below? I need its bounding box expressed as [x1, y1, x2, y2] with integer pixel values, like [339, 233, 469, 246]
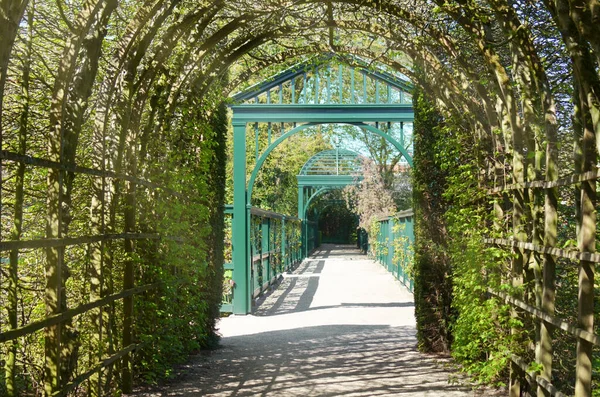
[232, 121, 250, 314]
[388, 219, 394, 274]
[382, 221, 386, 263]
[298, 186, 305, 260]
[298, 187, 304, 222]
[262, 216, 270, 287]
[254, 123, 259, 161]
[291, 78, 296, 104]
[282, 217, 287, 271]
[305, 219, 310, 259]
[303, 220, 307, 259]
[250, 211, 256, 294]
[380, 221, 385, 263]
[308, 219, 312, 254]
[375, 80, 380, 103]
[296, 221, 299, 263]
[397, 218, 403, 281]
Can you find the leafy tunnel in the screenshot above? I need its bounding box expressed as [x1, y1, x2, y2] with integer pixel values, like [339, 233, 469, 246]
[1, 1, 599, 396]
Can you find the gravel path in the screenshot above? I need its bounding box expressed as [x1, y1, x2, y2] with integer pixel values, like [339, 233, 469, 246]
[131, 244, 500, 397]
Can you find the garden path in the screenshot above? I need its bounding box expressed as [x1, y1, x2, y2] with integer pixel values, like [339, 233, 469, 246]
[130, 244, 501, 397]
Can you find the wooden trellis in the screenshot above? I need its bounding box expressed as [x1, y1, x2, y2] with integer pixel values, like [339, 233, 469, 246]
[482, 133, 597, 396]
[0, 148, 188, 395]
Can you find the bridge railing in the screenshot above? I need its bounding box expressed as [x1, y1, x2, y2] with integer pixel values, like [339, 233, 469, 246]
[369, 210, 414, 292]
[222, 206, 302, 312]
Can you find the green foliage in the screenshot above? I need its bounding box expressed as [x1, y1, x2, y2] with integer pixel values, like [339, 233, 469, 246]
[368, 219, 385, 258]
[318, 204, 358, 244]
[412, 80, 453, 353]
[131, 95, 227, 382]
[446, 205, 516, 385]
[242, 128, 332, 215]
[392, 222, 414, 278]
[412, 71, 525, 386]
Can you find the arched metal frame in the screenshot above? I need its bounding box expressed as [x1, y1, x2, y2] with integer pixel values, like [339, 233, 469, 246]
[247, 121, 413, 199]
[296, 150, 361, 257]
[299, 148, 362, 175]
[230, 58, 415, 314]
[304, 187, 337, 215]
[301, 187, 338, 256]
[232, 110, 413, 314]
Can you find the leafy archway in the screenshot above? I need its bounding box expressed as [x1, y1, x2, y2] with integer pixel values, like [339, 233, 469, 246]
[317, 202, 358, 245]
[1, 0, 599, 395]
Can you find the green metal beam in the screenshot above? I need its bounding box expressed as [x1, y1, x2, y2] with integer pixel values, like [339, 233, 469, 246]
[302, 187, 338, 219]
[297, 175, 359, 186]
[230, 104, 414, 124]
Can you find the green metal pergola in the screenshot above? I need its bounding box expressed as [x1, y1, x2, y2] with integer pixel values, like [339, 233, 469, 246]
[297, 149, 362, 255]
[229, 55, 415, 314]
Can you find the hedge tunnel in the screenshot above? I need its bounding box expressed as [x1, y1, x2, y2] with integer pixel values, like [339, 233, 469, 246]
[1, 1, 600, 396]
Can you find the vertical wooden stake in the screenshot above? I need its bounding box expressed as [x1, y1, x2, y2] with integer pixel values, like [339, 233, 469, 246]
[575, 86, 595, 397]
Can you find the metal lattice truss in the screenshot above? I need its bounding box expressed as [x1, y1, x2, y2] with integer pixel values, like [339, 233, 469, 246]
[299, 148, 362, 176]
[232, 54, 413, 106]
[296, 149, 364, 248]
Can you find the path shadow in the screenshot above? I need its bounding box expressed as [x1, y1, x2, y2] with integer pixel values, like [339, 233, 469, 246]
[310, 244, 365, 259]
[254, 246, 410, 317]
[132, 325, 496, 396]
[128, 244, 502, 397]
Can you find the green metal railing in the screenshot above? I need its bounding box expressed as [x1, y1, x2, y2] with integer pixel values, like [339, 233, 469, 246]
[305, 219, 319, 255]
[222, 206, 302, 312]
[370, 210, 414, 292]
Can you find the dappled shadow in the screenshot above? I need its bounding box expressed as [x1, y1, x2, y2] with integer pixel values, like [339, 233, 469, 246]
[310, 243, 365, 259]
[255, 259, 324, 316]
[254, 273, 414, 317]
[254, 245, 406, 317]
[131, 325, 493, 396]
[129, 243, 502, 397]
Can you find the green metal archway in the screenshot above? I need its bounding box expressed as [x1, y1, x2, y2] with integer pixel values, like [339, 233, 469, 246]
[297, 149, 362, 256]
[229, 56, 415, 314]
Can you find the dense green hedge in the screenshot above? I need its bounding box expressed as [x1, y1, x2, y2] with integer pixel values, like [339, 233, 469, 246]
[412, 83, 453, 353]
[131, 97, 228, 383]
[412, 77, 520, 385]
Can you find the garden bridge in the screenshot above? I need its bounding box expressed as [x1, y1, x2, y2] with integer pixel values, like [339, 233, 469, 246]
[227, 55, 415, 314]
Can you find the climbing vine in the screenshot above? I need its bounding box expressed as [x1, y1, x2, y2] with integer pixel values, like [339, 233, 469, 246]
[391, 222, 413, 279]
[412, 82, 453, 353]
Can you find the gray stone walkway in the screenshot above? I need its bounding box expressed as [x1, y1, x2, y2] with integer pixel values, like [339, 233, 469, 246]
[132, 244, 500, 397]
